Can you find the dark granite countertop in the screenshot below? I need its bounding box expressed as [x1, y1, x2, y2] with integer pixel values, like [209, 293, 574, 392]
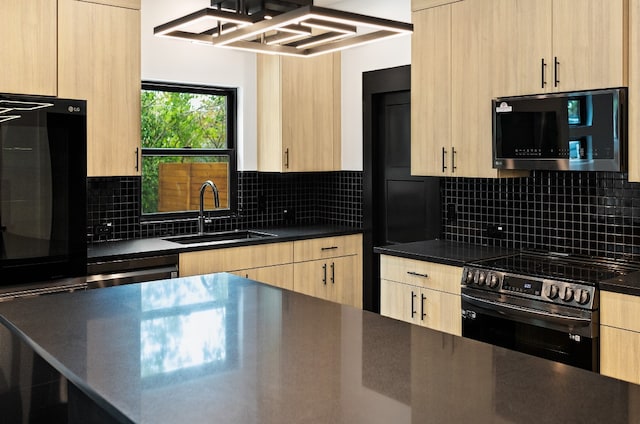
[88, 225, 362, 263]
[601, 271, 640, 297]
[0, 273, 638, 423]
[374, 239, 515, 267]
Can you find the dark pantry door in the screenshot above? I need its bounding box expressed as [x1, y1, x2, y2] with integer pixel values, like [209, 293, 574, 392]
[362, 65, 441, 312]
[373, 90, 441, 246]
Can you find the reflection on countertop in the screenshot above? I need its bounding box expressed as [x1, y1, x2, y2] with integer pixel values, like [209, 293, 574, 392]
[0, 273, 638, 423]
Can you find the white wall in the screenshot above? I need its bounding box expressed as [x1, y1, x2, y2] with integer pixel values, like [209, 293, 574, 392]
[141, 0, 412, 171]
[141, 0, 257, 170]
[323, 0, 412, 171]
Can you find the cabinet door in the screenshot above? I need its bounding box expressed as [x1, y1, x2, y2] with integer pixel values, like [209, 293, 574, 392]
[258, 53, 340, 172]
[380, 279, 422, 326]
[601, 325, 640, 385]
[326, 255, 362, 309]
[281, 54, 340, 172]
[0, 0, 57, 96]
[77, 0, 140, 8]
[492, 0, 552, 97]
[421, 287, 461, 336]
[293, 259, 332, 301]
[411, 5, 452, 176]
[552, 0, 626, 92]
[630, 0, 640, 182]
[232, 264, 294, 291]
[58, 0, 141, 177]
[450, 0, 529, 179]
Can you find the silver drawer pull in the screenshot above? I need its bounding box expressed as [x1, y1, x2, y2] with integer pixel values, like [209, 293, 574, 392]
[321, 246, 339, 251]
[407, 271, 428, 278]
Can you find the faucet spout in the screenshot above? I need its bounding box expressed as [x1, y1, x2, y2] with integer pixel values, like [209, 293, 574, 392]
[199, 180, 220, 234]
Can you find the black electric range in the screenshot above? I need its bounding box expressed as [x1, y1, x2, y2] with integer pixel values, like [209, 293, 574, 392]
[460, 251, 640, 371]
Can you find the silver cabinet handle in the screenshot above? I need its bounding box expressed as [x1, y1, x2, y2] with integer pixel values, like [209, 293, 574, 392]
[407, 271, 429, 278]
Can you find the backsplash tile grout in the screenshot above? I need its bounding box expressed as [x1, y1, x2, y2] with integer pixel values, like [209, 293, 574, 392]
[87, 171, 363, 244]
[442, 171, 640, 260]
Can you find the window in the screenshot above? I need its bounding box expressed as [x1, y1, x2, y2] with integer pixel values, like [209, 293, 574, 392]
[141, 82, 237, 219]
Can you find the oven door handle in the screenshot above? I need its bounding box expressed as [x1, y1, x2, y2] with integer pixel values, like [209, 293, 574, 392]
[461, 293, 592, 325]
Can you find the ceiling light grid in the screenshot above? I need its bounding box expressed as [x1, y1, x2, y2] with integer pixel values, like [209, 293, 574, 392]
[154, 3, 412, 57]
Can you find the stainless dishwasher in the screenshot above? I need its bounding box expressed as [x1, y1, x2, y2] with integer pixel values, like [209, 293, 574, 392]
[86, 254, 179, 289]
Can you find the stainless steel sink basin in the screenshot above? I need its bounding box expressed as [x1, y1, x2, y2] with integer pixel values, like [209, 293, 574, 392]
[163, 230, 276, 245]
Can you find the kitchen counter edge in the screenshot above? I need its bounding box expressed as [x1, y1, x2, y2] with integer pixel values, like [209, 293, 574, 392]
[374, 239, 515, 267]
[88, 225, 362, 263]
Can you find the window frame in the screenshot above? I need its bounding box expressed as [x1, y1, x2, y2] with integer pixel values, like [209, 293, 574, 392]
[140, 81, 238, 221]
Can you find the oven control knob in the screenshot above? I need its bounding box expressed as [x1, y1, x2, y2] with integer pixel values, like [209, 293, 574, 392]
[562, 287, 575, 302]
[488, 274, 500, 288]
[577, 290, 591, 305]
[547, 285, 560, 300]
[477, 272, 487, 286]
[465, 270, 475, 285]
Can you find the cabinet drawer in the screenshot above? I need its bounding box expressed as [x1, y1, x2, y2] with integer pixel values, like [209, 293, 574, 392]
[380, 255, 461, 295]
[293, 234, 361, 262]
[179, 242, 293, 277]
[601, 325, 640, 385]
[601, 291, 640, 332]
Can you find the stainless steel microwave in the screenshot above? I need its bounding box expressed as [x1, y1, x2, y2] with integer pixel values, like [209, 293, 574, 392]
[492, 88, 626, 172]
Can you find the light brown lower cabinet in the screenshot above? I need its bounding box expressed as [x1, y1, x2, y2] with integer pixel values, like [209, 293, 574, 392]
[178, 234, 363, 308]
[293, 255, 360, 308]
[230, 264, 294, 291]
[380, 254, 462, 336]
[600, 290, 640, 384]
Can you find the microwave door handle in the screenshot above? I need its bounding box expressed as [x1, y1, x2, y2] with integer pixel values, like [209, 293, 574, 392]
[461, 293, 591, 326]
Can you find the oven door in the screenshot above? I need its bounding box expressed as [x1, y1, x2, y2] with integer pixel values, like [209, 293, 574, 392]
[461, 288, 598, 371]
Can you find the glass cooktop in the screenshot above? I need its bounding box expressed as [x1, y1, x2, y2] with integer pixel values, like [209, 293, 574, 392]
[471, 251, 640, 285]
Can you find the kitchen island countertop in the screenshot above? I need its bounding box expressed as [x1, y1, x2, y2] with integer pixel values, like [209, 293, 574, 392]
[0, 273, 638, 423]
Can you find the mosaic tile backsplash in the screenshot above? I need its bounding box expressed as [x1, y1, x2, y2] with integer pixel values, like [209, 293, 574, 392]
[87, 172, 363, 244]
[443, 171, 640, 260]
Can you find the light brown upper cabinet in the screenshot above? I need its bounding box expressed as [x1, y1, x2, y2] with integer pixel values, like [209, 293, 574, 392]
[58, 0, 141, 177]
[0, 0, 57, 96]
[412, 0, 462, 11]
[411, 1, 526, 178]
[77, 0, 140, 8]
[629, 0, 640, 182]
[493, 0, 627, 97]
[411, 5, 452, 176]
[257, 53, 341, 172]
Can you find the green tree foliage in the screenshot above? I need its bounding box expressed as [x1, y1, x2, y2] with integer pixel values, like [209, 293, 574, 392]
[141, 90, 228, 213]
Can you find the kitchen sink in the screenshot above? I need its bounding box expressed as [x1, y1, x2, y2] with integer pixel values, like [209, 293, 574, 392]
[163, 230, 276, 245]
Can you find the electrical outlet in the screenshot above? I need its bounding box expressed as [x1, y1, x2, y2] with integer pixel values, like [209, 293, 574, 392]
[487, 224, 506, 239]
[95, 222, 113, 236]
